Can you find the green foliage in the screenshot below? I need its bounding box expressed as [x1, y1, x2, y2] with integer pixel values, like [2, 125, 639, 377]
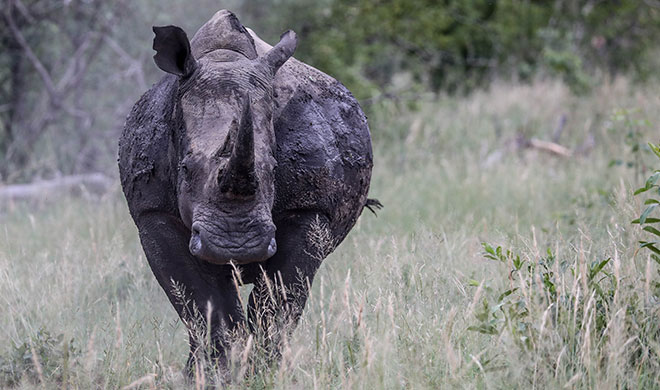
[607, 108, 653, 182]
[542, 47, 592, 94]
[471, 244, 615, 344]
[469, 242, 660, 381]
[0, 329, 79, 387]
[239, 0, 660, 98]
[632, 143, 660, 292]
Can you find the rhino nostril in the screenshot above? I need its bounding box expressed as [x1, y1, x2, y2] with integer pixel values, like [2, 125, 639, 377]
[267, 237, 277, 257]
[189, 223, 203, 255]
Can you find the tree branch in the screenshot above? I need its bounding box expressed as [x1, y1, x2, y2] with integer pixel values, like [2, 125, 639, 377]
[13, 0, 35, 23]
[56, 32, 93, 92]
[3, 0, 59, 101]
[0, 173, 114, 201]
[104, 36, 148, 91]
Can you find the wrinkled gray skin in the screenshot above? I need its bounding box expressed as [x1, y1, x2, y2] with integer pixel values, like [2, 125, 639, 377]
[118, 10, 373, 373]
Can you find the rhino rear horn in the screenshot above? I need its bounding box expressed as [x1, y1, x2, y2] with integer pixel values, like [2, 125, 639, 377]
[261, 30, 297, 75]
[219, 96, 257, 196]
[152, 26, 197, 77]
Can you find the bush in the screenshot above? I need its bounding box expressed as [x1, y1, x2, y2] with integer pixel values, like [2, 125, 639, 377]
[240, 0, 660, 97]
[469, 242, 660, 387]
[632, 142, 660, 293]
[0, 329, 78, 387]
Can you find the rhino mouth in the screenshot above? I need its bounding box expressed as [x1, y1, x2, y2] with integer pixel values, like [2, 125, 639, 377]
[189, 221, 276, 264]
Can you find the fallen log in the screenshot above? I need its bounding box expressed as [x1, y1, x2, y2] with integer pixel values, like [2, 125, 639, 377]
[0, 173, 114, 202]
[483, 134, 573, 167]
[528, 138, 572, 157]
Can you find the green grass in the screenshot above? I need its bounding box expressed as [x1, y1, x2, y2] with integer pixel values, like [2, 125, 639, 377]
[1, 78, 659, 389]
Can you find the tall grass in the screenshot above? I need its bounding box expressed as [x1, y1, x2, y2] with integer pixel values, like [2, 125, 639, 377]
[1, 78, 659, 388]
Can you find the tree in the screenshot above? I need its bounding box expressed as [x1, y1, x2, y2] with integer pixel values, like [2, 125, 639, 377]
[0, 0, 134, 181]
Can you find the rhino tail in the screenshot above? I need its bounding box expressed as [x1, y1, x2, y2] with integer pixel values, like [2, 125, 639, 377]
[365, 198, 383, 216]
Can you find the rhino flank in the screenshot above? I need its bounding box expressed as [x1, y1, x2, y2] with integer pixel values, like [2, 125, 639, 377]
[118, 10, 377, 372]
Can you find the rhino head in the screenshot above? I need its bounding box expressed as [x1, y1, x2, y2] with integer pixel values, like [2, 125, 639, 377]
[151, 20, 296, 265]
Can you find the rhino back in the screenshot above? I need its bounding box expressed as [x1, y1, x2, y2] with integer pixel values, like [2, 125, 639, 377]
[118, 75, 180, 220]
[267, 49, 373, 241]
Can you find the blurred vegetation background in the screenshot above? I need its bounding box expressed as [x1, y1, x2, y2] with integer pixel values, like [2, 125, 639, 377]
[0, 0, 659, 183]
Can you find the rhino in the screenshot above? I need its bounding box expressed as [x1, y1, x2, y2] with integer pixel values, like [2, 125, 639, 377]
[118, 10, 377, 372]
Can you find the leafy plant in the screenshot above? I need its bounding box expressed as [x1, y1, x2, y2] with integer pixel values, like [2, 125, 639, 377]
[608, 109, 653, 181]
[470, 243, 614, 356]
[0, 329, 78, 387]
[632, 142, 660, 291]
[542, 46, 592, 94]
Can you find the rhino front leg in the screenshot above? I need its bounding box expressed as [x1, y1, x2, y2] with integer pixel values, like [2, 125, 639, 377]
[135, 212, 245, 376]
[247, 212, 329, 360]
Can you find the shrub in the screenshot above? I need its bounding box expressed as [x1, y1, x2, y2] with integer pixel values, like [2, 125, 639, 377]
[632, 142, 660, 294]
[469, 241, 660, 386]
[0, 329, 78, 387]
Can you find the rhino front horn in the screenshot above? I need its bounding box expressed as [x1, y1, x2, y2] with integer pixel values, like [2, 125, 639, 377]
[219, 95, 257, 196]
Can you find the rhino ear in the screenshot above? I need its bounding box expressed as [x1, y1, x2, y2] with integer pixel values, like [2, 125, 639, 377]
[152, 26, 197, 77]
[261, 30, 297, 75]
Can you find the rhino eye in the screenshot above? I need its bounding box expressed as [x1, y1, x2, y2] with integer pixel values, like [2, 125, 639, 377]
[180, 162, 189, 175]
